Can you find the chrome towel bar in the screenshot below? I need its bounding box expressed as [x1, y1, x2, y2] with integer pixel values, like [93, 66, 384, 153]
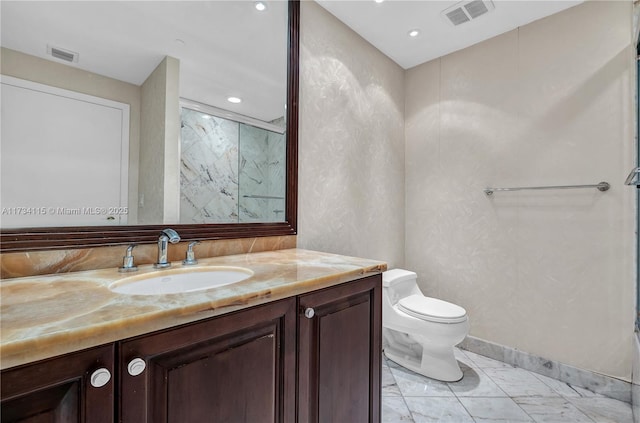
[484, 182, 610, 196]
[242, 195, 285, 200]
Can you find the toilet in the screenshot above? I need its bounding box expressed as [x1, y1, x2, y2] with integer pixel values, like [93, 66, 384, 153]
[382, 269, 469, 382]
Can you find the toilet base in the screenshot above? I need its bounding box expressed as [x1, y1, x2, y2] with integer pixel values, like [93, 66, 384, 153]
[384, 345, 463, 382]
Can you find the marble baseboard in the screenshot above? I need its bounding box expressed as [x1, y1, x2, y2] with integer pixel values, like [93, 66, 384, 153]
[459, 335, 632, 404]
[0, 235, 297, 279]
[632, 332, 640, 423]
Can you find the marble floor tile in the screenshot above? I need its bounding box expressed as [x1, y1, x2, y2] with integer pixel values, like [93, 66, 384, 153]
[382, 353, 402, 369]
[513, 396, 594, 423]
[383, 396, 415, 422]
[531, 372, 582, 398]
[559, 363, 631, 403]
[390, 366, 455, 397]
[381, 349, 629, 423]
[458, 397, 534, 423]
[404, 397, 474, 423]
[482, 367, 560, 397]
[448, 367, 508, 397]
[464, 350, 515, 369]
[570, 385, 606, 398]
[454, 347, 477, 369]
[567, 397, 633, 423]
[383, 362, 403, 397]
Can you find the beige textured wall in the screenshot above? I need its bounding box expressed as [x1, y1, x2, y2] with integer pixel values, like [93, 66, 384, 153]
[297, 1, 405, 268]
[1, 48, 141, 223]
[163, 57, 181, 224]
[138, 56, 180, 224]
[405, 1, 635, 380]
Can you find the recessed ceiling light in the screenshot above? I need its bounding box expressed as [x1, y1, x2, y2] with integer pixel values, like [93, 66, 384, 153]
[227, 97, 242, 104]
[255, 2, 266, 11]
[374, 0, 385, 3]
[408, 29, 420, 38]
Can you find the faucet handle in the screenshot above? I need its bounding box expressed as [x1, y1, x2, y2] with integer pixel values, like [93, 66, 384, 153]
[119, 244, 138, 272]
[183, 241, 201, 266]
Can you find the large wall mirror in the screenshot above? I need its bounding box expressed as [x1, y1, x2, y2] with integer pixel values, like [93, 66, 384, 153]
[0, 1, 299, 252]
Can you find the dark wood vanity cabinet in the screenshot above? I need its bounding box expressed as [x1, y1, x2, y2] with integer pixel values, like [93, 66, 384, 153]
[1, 273, 382, 423]
[119, 297, 297, 423]
[298, 275, 382, 423]
[0, 344, 115, 423]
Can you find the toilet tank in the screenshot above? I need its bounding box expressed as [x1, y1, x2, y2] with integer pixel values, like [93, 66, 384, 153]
[382, 269, 421, 304]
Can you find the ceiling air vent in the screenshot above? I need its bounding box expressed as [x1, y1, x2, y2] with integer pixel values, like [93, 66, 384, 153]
[445, 8, 470, 26]
[442, 0, 495, 26]
[46, 44, 79, 63]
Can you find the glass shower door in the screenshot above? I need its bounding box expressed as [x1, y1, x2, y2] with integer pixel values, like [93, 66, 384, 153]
[634, 48, 640, 329]
[237, 123, 286, 223]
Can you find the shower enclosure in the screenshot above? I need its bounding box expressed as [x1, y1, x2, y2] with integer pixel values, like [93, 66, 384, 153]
[179, 103, 286, 224]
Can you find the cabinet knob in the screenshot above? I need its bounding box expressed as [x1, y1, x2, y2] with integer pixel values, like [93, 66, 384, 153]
[127, 358, 146, 376]
[304, 307, 315, 319]
[90, 368, 111, 388]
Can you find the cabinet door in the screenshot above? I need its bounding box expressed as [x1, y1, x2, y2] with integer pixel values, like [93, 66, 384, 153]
[1, 344, 115, 423]
[119, 298, 296, 423]
[298, 275, 382, 423]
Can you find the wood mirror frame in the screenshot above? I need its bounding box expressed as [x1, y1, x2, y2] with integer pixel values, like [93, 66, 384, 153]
[0, 1, 299, 253]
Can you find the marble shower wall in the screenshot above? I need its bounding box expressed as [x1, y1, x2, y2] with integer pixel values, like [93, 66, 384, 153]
[405, 1, 635, 381]
[181, 109, 240, 223]
[238, 124, 286, 222]
[180, 108, 285, 223]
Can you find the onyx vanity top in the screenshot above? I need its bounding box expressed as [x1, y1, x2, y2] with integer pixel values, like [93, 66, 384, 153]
[0, 248, 386, 370]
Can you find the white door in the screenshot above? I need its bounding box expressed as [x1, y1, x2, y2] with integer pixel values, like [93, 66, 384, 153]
[1, 76, 130, 227]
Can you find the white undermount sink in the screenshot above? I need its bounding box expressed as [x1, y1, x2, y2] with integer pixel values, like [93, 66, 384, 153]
[109, 266, 254, 295]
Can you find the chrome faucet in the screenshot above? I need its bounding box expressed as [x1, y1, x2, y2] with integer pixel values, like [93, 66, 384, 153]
[183, 241, 201, 266]
[154, 228, 181, 269]
[118, 244, 138, 272]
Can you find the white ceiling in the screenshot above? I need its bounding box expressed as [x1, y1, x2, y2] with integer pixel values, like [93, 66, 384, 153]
[1, 0, 584, 121]
[316, 0, 583, 69]
[0, 1, 288, 122]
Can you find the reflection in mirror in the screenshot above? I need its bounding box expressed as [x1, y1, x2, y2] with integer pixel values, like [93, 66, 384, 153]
[180, 102, 286, 224]
[1, 76, 132, 228]
[0, 1, 288, 229]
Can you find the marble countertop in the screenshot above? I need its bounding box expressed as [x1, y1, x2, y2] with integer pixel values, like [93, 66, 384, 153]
[1, 248, 386, 370]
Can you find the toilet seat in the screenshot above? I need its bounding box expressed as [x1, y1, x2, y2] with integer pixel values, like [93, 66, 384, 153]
[398, 294, 467, 323]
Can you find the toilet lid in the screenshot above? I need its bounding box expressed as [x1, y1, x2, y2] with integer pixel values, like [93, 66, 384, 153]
[398, 294, 468, 323]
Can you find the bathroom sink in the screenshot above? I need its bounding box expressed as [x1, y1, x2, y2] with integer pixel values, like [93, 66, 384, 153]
[109, 266, 254, 295]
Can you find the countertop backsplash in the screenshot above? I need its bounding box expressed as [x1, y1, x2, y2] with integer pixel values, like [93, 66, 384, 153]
[0, 235, 297, 279]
